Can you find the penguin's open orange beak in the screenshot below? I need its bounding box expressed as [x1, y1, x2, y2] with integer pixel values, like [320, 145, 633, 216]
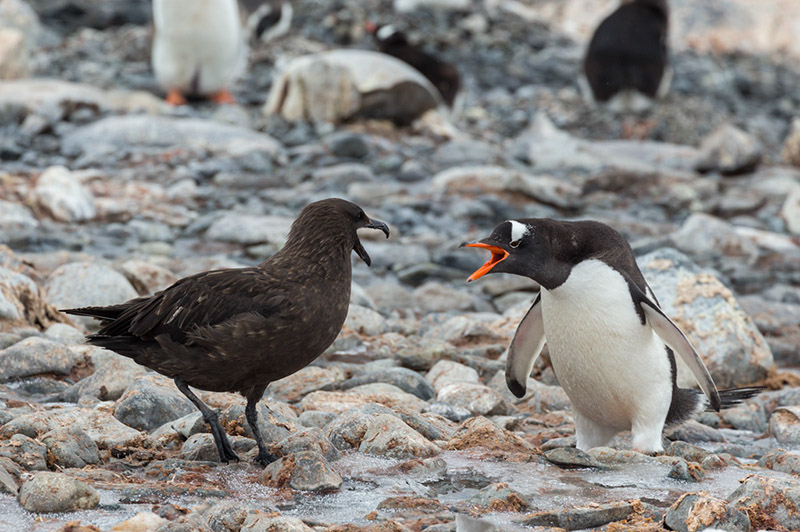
[460, 242, 508, 282]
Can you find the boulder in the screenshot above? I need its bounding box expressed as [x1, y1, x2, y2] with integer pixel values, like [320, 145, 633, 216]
[664, 492, 750, 532]
[260, 451, 342, 492]
[18, 472, 99, 513]
[695, 123, 762, 176]
[729, 475, 800, 531]
[358, 414, 440, 459]
[114, 375, 195, 432]
[264, 49, 440, 125]
[31, 166, 96, 223]
[0, 337, 85, 382]
[637, 248, 774, 388]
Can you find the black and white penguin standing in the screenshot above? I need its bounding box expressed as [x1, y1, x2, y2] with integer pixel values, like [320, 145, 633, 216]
[461, 219, 761, 453]
[581, 0, 671, 112]
[151, 0, 247, 105]
[238, 0, 293, 43]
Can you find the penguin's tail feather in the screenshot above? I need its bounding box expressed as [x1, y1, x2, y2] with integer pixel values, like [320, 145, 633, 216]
[709, 386, 765, 411]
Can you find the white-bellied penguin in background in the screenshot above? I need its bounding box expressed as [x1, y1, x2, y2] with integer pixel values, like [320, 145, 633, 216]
[152, 0, 247, 105]
[461, 219, 762, 453]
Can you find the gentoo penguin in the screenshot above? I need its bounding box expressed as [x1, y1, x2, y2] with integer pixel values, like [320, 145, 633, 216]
[151, 0, 247, 105]
[581, 0, 671, 112]
[238, 0, 293, 42]
[365, 21, 460, 107]
[461, 219, 761, 453]
[64, 199, 390, 465]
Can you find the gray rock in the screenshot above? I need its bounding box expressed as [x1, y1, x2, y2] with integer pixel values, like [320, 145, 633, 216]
[0, 27, 28, 81]
[114, 375, 195, 432]
[43, 323, 84, 343]
[0, 201, 37, 234]
[434, 139, 496, 168]
[323, 403, 395, 451]
[44, 261, 138, 330]
[422, 315, 501, 345]
[358, 414, 440, 459]
[0, 79, 163, 123]
[395, 338, 455, 371]
[0, 337, 84, 382]
[665, 441, 712, 463]
[769, 406, 800, 445]
[665, 492, 750, 532]
[665, 419, 725, 443]
[466, 482, 529, 511]
[206, 500, 259, 532]
[264, 49, 440, 124]
[521, 500, 640, 530]
[117, 259, 179, 295]
[31, 166, 95, 223]
[180, 433, 255, 462]
[424, 402, 472, 422]
[0, 434, 46, 471]
[544, 447, 606, 469]
[239, 513, 315, 532]
[297, 410, 337, 429]
[151, 412, 206, 441]
[40, 426, 100, 468]
[781, 185, 800, 235]
[269, 366, 346, 403]
[18, 472, 99, 513]
[219, 402, 292, 447]
[312, 163, 375, 187]
[721, 404, 767, 433]
[260, 450, 342, 492]
[0, 464, 18, 495]
[270, 427, 340, 462]
[412, 281, 483, 313]
[343, 304, 387, 335]
[426, 360, 479, 393]
[394, 0, 470, 13]
[729, 475, 800, 531]
[62, 115, 284, 162]
[324, 131, 371, 159]
[638, 248, 774, 388]
[671, 213, 760, 264]
[738, 294, 800, 334]
[488, 370, 571, 413]
[432, 165, 581, 209]
[437, 382, 508, 416]
[667, 459, 706, 482]
[695, 123, 762, 176]
[205, 213, 292, 245]
[758, 449, 800, 475]
[337, 367, 434, 400]
[64, 351, 149, 402]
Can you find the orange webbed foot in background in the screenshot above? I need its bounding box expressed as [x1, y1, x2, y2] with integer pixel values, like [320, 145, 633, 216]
[210, 89, 236, 104]
[165, 89, 187, 106]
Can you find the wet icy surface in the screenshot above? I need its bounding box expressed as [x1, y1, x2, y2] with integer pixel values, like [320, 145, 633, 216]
[3, 445, 791, 530]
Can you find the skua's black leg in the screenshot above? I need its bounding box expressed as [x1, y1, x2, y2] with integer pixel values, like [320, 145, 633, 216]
[174, 378, 239, 463]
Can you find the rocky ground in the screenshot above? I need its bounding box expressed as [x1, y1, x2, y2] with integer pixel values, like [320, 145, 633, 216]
[1, 0, 800, 530]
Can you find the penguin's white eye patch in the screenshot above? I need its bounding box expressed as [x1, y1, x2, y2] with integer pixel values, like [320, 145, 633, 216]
[510, 239, 521, 248]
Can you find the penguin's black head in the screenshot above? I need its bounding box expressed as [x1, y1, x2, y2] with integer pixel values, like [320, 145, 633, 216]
[460, 219, 587, 290]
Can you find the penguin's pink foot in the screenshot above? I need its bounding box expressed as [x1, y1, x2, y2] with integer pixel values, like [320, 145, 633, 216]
[210, 89, 236, 104]
[165, 89, 187, 106]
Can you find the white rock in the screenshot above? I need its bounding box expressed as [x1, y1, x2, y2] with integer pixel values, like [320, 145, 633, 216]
[110, 512, 168, 532]
[0, 200, 38, 230]
[45, 261, 138, 329]
[205, 213, 292, 245]
[394, 0, 470, 12]
[437, 382, 507, 416]
[0, 27, 26, 79]
[695, 123, 762, 175]
[781, 185, 800, 235]
[32, 166, 96, 222]
[265, 49, 440, 124]
[344, 304, 386, 335]
[426, 360, 479, 393]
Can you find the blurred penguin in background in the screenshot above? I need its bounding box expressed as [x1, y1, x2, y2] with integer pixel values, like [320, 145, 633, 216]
[239, 0, 293, 43]
[152, 0, 247, 105]
[581, 0, 670, 112]
[365, 21, 461, 108]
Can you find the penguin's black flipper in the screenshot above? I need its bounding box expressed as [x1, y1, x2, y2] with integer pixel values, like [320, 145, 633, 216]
[505, 293, 545, 398]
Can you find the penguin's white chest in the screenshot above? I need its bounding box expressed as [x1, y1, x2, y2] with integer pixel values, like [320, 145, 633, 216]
[540, 260, 672, 429]
[152, 0, 245, 95]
